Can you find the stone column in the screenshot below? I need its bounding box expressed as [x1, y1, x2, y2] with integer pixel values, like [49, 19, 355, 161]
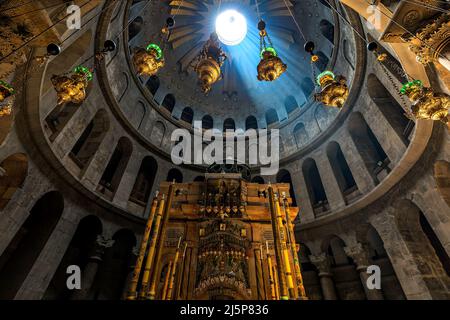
[344, 243, 384, 300]
[71, 236, 115, 300]
[309, 253, 337, 300]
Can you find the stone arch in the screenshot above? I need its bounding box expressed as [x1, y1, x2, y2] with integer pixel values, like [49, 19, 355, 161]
[393, 199, 450, 299]
[180, 107, 194, 125]
[129, 156, 158, 205]
[364, 225, 406, 300]
[69, 109, 110, 171]
[326, 141, 359, 203]
[223, 118, 236, 132]
[0, 191, 64, 299]
[347, 112, 390, 185]
[151, 120, 165, 146]
[293, 123, 308, 148]
[97, 137, 133, 197]
[434, 160, 450, 207]
[276, 169, 297, 207]
[302, 158, 329, 216]
[166, 168, 183, 183]
[146, 76, 160, 96]
[284, 96, 299, 115]
[245, 116, 258, 130]
[162, 94, 175, 114]
[128, 16, 143, 41]
[43, 215, 102, 300]
[202, 115, 213, 130]
[265, 109, 279, 127]
[92, 229, 136, 300]
[298, 243, 322, 300]
[300, 77, 315, 98]
[319, 19, 335, 44]
[322, 236, 365, 300]
[0, 153, 28, 210]
[194, 176, 205, 182]
[367, 74, 412, 143]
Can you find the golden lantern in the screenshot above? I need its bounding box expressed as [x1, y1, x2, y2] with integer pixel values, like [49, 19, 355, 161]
[257, 21, 287, 82]
[51, 66, 93, 105]
[0, 80, 14, 104]
[314, 71, 349, 109]
[400, 80, 449, 123]
[193, 33, 227, 94]
[133, 43, 165, 76]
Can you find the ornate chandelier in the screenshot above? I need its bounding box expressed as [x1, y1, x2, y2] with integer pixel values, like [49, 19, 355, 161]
[192, 32, 227, 94]
[314, 71, 349, 109]
[400, 80, 449, 123]
[257, 20, 287, 82]
[133, 43, 165, 76]
[51, 66, 93, 105]
[305, 41, 349, 108]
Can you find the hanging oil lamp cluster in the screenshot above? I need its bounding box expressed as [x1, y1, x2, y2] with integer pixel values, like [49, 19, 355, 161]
[51, 66, 93, 105]
[132, 18, 174, 77]
[400, 80, 449, 123]
[305, 41, 349, 109]
[193, 32, 228, 94]
[256, 20, 287, 82]
[368, 42, 449, 124]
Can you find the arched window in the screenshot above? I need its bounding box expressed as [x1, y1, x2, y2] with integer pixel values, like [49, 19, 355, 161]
[367, 74, 412, 142]
[302, 158, 329, 215]
[151, 121, 165, 146]
[300, 77, 315, 98]
[319, 20, 335, 44]
[166, 168, 183, 183]
[44, 215, 102, 300]
[265, 109, 279, 126]
[70, 109, 110, 170]
[0, 153, 28, 210]
[223, 118, 236, 132]
[326, 142, 359, 202]
[284, 96, 299, 115]
[245, 116, 258, 130]
[202, 115, 213, 130]
[0, 191, 64, 299]
[98, 137, 133, 197]
[146, 76, 160, 96]
[347, 112, 390, 185]
[128, 16, 143, 41]
[129, 156, 158, 205]
[276, 169, 297, 207]
[293, 123, 308, 148]
[180, 107, 194, 125]
[162, 94, 175, 114]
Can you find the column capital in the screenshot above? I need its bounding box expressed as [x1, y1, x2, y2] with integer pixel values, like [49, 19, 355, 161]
[309, 253, 332, 276]
[344, 243, 370, 270]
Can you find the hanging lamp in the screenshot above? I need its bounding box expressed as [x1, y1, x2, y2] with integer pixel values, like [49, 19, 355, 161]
[192, 32, 228, 94]
[367, 42, 449, 124]
[256, 20, 287, 82]
[305, 41, 349, 108]
[0, 80, 14, 104]
[132, 17, 175, 77]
